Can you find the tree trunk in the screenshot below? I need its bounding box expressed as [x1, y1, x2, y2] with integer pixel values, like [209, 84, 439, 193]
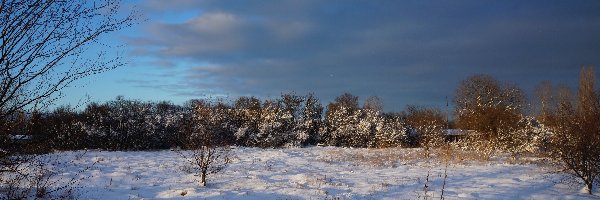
[201, 171, 207, 187]
[586, 181, 593, 194]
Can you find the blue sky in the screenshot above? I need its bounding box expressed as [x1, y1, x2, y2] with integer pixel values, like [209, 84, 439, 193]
[56, 0, 600, 112]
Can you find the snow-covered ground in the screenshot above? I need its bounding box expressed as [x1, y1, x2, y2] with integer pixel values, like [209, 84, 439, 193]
[15, 147, 600, 199]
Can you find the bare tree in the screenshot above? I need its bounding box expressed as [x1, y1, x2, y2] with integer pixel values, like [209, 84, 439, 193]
[179, 101, 231, 187]
[0, 0, 135, 197]
[549, 66, 600, 194]
[0, 0, 136, 123]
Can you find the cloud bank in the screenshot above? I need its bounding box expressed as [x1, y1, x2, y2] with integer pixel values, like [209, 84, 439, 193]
[128, 0, 600, 111]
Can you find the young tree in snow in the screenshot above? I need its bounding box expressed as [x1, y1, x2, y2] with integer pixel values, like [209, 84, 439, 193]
[179, 100, 231, 187]
[548, 66, 600, 194]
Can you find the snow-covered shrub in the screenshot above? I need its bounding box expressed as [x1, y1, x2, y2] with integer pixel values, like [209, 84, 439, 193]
[454, 74, 526, 153]
[323, 93, 385, 148]
[279, 94, 303, 145]
[297, 93, 323, 146]
[231, 97, 262, 146]
[374, 114, 407, 148]
[358, 109, 383, 148]
[503, 117, 552, 155]
[295, 94, 323, 145]
[324, 105, 363, 147]
[81, 97, 185, 150]
[257, 100, 285, 147]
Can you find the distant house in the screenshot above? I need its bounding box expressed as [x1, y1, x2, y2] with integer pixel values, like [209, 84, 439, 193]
[406, 128, 476, 143]
[444, 129, 476, 142]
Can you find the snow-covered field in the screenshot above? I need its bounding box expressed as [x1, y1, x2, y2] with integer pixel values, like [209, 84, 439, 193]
[18, 147, 600, 199]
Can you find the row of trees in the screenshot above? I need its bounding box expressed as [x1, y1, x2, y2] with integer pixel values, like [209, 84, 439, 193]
[5, 70, 571, 154]
[5, 93, 441, 151]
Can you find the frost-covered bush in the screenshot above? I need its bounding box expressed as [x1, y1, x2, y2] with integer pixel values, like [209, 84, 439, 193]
[297, 93, 323, 146]
[324, 105, 363, 147]
[232, 97, 262, 146]
[80, 97, 184, 150]
[374, 114, 407, 148]
[257, 100, 285, 147]
[232, 93, 308, 148]
[503, 117, 552, 155]
[359, 109, 383, 148]
[322, 93, 411, 148]
[454, 74, 527, 154]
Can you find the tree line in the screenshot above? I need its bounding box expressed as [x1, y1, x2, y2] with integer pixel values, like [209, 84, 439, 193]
[1, 70, 556, 153]
[1, 93, 415, 151]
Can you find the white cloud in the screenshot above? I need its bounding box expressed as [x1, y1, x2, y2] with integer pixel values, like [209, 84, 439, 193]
[188, 12, 241, 33]
[127, 0, 600, 111]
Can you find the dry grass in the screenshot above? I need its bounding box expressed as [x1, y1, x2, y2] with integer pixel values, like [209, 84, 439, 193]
[317, 144, 550, 168]
[317, 147, 412, 168]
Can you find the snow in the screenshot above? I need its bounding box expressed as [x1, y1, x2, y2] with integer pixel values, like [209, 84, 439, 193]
[7, 134, 33, 140]
[9, 147, 600, 199]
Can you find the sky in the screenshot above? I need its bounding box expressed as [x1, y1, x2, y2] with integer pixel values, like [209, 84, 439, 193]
[56, 0, 600, 112]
